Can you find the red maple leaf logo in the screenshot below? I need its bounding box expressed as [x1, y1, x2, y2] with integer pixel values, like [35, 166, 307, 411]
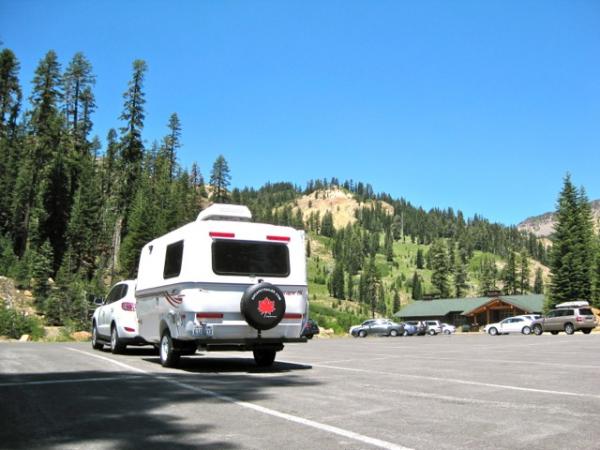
[257, 297, 276, 315]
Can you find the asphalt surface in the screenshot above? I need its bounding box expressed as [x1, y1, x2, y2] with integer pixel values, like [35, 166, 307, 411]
[1, 333, 600, 450]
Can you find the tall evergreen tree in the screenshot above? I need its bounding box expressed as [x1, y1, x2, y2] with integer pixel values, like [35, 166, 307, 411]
[12, 51, 63, 257]
[62, 52, 95, 148]
[209, 154, 231, 203]
[519, 252, 530, 294]
[549, 175, 594, 307]
[163, 113, 181, 180]
[533, 267, 544, 294]
[320, 211, 335, 237]
[411, 271, 422, 300]
[501, 251, 518, 295]
[430, 239, 450, 297]
[118, 59, 147, 211]
[416, 248, 424, 269]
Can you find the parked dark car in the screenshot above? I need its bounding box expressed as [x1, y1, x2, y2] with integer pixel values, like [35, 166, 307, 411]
[397, 322, 418, 336]
[301, 319, 320, 339]
[350, 319, 405, 337]
[404, 320, 427, 336]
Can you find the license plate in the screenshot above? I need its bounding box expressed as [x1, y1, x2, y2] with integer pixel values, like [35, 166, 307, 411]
[193, 325, 213, 337]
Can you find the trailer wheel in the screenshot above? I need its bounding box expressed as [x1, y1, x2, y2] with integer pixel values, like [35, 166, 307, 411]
[240, 282, 286, 331]
[159, 330, 180, 368]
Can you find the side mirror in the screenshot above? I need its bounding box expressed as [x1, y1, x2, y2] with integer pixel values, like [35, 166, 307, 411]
[94, 297, 105, 306]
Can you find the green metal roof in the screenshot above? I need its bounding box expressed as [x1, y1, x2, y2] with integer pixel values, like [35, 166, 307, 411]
[395, 294, 545, 318]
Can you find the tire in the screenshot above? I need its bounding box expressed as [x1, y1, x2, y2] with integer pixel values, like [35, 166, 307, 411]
[582, 329, 592, 335]
[306, 334, 313, 339]
[428, 329, 436, 336]
[253, 349, 276, 367]
[358, 330, 367, 338]
[533, 325, 543, 336]
[159, 330, 180, 368]
[564, 323, 575, 335]
[443, 329, 451, 335]
[390, 329, 399, 337]
[91, 323, 103, 350]
[550, 331, 559, 335]
[402, 330, 409, 336]
[240, 282, 286, 331]
[488, 327, 498, 336]
[110, 325, 126, 354]
[522, 326, 531, 335]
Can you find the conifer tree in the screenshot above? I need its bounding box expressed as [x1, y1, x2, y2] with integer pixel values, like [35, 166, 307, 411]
[209, 154, 231, 203]
[501, 251, 518, 295]
[411, 271, 422, 300]
[320, 211, 334, 237]
[430, 239, 450, 297]
[384, 228, 394, 262]
[163, 112, 181, 180]
[416, 248, 424, 269]
[329, 261, 345, 299]
[533, 267, 544, 294]
[118, 59, 147, 211]
[549, 175, 594, 307]
[519, 252, 530, 294]
[62, 52, 95, 148]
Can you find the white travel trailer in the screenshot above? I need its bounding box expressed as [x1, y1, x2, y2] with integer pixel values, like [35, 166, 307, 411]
[135, 203, 308, 367]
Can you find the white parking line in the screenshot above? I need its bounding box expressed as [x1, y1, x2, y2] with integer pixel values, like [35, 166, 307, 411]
[308, 362, 600, 400]
[0, 375, 145, 388]
[66, 347, 412, 450]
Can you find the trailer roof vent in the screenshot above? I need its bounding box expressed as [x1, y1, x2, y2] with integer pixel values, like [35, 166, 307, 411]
[196, 204, 252, 222]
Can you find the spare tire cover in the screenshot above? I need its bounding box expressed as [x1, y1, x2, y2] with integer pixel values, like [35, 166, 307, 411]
[240, 282, 286, 331]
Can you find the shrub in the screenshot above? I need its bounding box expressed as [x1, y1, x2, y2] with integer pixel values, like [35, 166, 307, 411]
[0, 306, 44, 340]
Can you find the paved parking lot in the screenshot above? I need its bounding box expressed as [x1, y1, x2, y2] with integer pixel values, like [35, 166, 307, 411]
[1, 334, 600, 449]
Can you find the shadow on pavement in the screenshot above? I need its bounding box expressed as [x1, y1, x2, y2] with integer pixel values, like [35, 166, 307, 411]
[0, 353, 318, 450]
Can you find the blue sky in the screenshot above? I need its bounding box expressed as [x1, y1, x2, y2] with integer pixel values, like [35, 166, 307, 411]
[1, 0, 599, 225]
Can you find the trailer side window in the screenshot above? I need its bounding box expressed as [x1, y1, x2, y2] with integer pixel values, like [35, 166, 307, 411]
[164, 241, 184, 279]
[212, 240, 290, 277]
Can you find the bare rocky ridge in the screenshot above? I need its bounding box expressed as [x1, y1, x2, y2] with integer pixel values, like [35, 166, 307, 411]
[291, 188, 394, 229]
[517, 199, 600, 238]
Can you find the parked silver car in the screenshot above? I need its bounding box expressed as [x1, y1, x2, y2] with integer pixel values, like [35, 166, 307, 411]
[350, 319, 405, 337]
[532, 301, 597, 335]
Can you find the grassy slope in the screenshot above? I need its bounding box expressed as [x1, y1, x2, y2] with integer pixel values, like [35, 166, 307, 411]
[306, 231, 543, 334]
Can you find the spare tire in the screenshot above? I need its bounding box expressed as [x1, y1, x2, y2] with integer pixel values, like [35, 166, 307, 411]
[240, 282, 286, 331]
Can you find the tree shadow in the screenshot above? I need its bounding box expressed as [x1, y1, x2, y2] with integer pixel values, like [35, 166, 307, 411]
[0, 354, 318, 450]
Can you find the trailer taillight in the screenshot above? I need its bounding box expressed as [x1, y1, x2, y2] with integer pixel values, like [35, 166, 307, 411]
[209, 232, 235, 239]
[283, 313, 303, 319]
[121, 302, 136, 312]
[267, 235, 290, 242]
[196, 312, 224, 319]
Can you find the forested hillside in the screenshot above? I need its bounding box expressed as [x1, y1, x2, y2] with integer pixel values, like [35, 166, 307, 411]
[0, 48, 550, 333]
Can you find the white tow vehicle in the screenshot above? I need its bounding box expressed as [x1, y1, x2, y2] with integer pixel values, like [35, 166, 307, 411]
[135, 204, 309, 367]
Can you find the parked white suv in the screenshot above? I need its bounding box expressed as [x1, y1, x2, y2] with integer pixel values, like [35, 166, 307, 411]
[91, 280, 146, 353]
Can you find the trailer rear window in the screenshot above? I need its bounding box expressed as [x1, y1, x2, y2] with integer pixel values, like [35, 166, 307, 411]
[163, 241, 184, 279]
[212, 240, 290, 277]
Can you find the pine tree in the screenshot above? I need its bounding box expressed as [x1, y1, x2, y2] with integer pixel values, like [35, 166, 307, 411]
[163, 112, 181, 180]
[430, 239, 450, 297]
[118, 59, 147, 211]
[329, 261, 345, 299]
[454, 253, 468, 298]
[519, 252, 530, 294]
[533, 267, 544, 294]
[320, 211, 334, 237]
[384, 228, 394, 262]
[411, 271, 422, 300]
[62, 52, 95, 148]
[549, 175, 594, 307]
[501, 251, 518, 295]
[392, 289, 400, 313]
[416, 248, 424, 269]
[12, 51, 63, 257]
[209, 154, 231, 203]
